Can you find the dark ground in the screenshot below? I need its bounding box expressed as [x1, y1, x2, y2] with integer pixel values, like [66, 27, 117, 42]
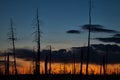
[0, 74, 120, 80]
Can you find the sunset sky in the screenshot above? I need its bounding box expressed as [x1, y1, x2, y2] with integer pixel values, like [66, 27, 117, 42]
[0, 0, 120, 75]
[0, 0, 120, 50]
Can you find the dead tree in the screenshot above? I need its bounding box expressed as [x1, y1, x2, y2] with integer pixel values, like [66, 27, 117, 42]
[86, 0, 92, 75]
[8, 19, 18, 75]
[32, 47, 35, 74]
[33, 9, 41, 75]
[49, 45, 52, 74]
[45, 55, 48, 75]
[5, 53, 10, 76]
[5, 51, 7, 75]
[103, 55, 106, 75]
[80, 48, 83, 75]
[100, 60, 102, 75]
[73, 53, 76, 75]
[99, 54, 106, 75]
[64, 63, 66, 74]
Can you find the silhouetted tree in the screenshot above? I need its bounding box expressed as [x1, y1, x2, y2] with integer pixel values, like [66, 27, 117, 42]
[100, 60, 102, 75]
[64, 63, 66, 74]
[73, 52, 76, 75]
[103, 55, 106, 75]
[49, 45, 52, 74]
[45, 55, 48, 75]
[86, 0, 92, 75]
[32, 47, 35, 74]
[6, 53, 9, 76]
[33, 9, 41, 75]
[8, 19, 18, 75]
[5, 51, 7, 75]
[80, 48, 84, 75]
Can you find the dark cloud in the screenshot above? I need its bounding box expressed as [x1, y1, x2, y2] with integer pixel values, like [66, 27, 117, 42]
[16, 49, 36, 60]
[95, 33, 120, 43]
[1, 44, 120, 64]
[0, 49, 35, 61]
[113, 34, 120, 38]
[95, 37, 120, 44]
[45, 44, 120, 64]
[90, 44, 120, 64]
[66, 30, 80, 34]
[81, 24, 119, 33]
[12, 49, 35, 61]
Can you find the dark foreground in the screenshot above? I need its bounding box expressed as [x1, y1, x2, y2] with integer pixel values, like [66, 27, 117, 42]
[0, 74, 120, 80]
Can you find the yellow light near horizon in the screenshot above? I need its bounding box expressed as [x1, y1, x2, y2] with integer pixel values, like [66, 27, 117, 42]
[1, 59, 120, 75]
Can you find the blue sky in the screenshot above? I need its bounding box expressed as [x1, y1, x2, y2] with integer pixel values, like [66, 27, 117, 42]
[0, 0, 120, 50]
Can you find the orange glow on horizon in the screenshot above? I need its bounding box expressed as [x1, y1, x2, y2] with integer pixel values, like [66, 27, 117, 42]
[0, 58, 120, 75]
[6, 60, 120, 75]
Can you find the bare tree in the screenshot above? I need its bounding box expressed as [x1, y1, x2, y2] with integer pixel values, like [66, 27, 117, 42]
[86, 0, 92, 75]
[49, 45, 52, 74]
[33, 9, 41, 75]
[80, 48, 83, 75]
[8, 19, 18, 75]
[73, 52, 76, 75]
[5, 52, 9, 76]
[45, 54, 48, 75]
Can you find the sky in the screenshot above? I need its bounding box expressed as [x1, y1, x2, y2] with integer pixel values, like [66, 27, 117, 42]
[0, 0, 120, 75]
[0, 0, 120, 50]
